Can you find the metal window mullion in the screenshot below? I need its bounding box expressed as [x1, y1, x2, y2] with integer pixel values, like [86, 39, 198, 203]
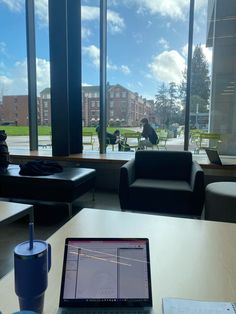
[99, 0, 107, 154]
[184, 0, 195, 151]
[25, 0, 38, 150]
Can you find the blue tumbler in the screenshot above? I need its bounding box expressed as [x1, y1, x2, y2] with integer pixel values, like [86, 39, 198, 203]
[14, 239, 51, 314]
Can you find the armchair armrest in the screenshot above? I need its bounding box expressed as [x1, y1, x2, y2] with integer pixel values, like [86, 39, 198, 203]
[190, 161, 205, 209]
[119, 159, 136, 209]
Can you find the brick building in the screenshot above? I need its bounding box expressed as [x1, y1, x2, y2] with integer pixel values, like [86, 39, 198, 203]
[0, 95, 42, 126]
[0, 84, 155, 127]
[39, 88, 51, 125]
[0, 95, 29, 126]
[83, 84, 155, 127]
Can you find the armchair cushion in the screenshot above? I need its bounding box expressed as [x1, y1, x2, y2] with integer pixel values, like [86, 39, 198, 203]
[135, 151, 192, 181]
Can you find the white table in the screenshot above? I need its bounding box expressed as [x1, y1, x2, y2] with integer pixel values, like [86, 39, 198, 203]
[0, 201, 33, 226]
[0, 208, 236, 313]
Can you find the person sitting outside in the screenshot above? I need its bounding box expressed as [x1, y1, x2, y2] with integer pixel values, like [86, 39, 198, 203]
[96, 126, 122, 151]
[139, 118, 159, 150]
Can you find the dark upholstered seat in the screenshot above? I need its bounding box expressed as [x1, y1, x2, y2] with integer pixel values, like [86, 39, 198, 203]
[0, 165, 96, 217]
[119, 151, 205, 216]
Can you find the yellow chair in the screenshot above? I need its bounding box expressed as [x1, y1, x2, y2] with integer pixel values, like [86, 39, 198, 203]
[156, 129, 168, 150]
[196, 132, 222, 152]
[122, 132, 141, 151]
[82, 131, 95, 150]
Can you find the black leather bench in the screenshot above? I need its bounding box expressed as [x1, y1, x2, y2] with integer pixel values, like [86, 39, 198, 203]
[0, 165, 96, 217]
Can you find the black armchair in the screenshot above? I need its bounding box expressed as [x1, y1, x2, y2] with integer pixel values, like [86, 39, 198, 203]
[119, 151, 205, 216]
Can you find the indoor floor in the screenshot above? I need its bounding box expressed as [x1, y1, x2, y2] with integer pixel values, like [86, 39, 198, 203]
[0, 190, 120, 279]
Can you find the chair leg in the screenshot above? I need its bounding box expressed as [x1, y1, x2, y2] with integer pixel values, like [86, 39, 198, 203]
[92, 188, 95, 201]
[67, 203, 73, 218]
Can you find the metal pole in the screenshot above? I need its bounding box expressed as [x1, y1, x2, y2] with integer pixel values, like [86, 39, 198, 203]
[25, 0, 38, 150]
[184, 0, 195, 151]
[99, 0, 107, 153]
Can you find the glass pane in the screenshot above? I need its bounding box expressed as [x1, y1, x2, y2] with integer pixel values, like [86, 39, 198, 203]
[190, 0, 213, 155]
[81, 0, 100, 152]
[0, 0, 29, 151]
[206, 0, 236, 155]
[35, 0, 52, 150]
[107, 0, 190, 152]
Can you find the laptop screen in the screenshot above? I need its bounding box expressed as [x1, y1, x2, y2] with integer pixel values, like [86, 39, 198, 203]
[59, 238, 152, 308]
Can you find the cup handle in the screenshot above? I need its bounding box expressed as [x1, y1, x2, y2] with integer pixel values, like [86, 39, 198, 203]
[47, 243, 51, 272]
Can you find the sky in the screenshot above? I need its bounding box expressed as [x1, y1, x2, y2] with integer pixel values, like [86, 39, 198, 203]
[0, 0, 212, 100]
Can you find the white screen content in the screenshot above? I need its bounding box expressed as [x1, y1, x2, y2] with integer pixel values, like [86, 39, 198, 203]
[63, 240, 150, 300]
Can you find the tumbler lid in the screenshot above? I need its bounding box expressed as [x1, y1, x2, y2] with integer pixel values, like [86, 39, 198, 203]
[14, 240, 47, 257]
[12, 311, 37, 314]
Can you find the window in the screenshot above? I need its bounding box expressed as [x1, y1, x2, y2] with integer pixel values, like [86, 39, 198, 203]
[0, 1, 29, 150]
[81, 0, 99, 146]
[202, 0, 236, 155]
[4, 1, 236, 156]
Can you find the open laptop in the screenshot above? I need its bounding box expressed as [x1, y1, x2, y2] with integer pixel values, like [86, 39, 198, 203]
[205, 149, 236, 166]
[57, 238, 152, 314]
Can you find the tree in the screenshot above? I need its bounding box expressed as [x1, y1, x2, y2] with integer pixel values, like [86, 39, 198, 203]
[190, 45, 210, 113]
[155, 83, 169, 128]
[179, 46, 210, 113]
[155, 82, 182, 128]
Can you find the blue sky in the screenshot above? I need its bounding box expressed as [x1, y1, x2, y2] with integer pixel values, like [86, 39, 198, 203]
[0, 0, 212, 100]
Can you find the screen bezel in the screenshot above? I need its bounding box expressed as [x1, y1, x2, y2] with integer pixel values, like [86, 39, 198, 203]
[59, 238, 152, 308]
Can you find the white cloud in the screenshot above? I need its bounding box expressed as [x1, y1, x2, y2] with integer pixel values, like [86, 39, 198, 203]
[35, 0, 48, 27]
[148, 50, 186, 84]
[121, 65, 131, 75]
[82, 27, 92, 39]
[200, 45, 212, 65]
[82, 6, 125, 34]
[82, 5, 99, 20]
[181, 43, 212, 64]
[0, 75, 13, 87]
[146, 21, 152, 28]
[181, 44, 188, 58]
[107, 10, 125, 33]
[83, 45, 100, 67]
[0, 58, 50, 95]
[36, 58, 50, 92]
[124, 0, 206, 20]
[158, 38, 169, 50]
[0, 42, 7, 55]
[0, 0, 24, 12]
[83, 45, 131, 75]
[135, 0, 189, 20]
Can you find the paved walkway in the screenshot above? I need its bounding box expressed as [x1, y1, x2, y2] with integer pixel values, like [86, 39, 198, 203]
[6, 134, 198, 153]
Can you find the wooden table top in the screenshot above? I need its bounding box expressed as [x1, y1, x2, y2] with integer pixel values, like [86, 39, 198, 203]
[0, 201, 33, 226]
[0, 208, 236, 313]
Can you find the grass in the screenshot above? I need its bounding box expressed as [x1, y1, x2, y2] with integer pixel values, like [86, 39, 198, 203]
[0, 126, 51, 136]
[0, 126, 137, 136]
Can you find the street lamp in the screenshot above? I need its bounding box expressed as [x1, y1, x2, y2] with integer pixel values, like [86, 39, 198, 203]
[195, 103, 199, 129]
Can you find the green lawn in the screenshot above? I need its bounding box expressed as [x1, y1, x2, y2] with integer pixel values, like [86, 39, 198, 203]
[0, 126, 51, 136]
[0, 126, 136, 136]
